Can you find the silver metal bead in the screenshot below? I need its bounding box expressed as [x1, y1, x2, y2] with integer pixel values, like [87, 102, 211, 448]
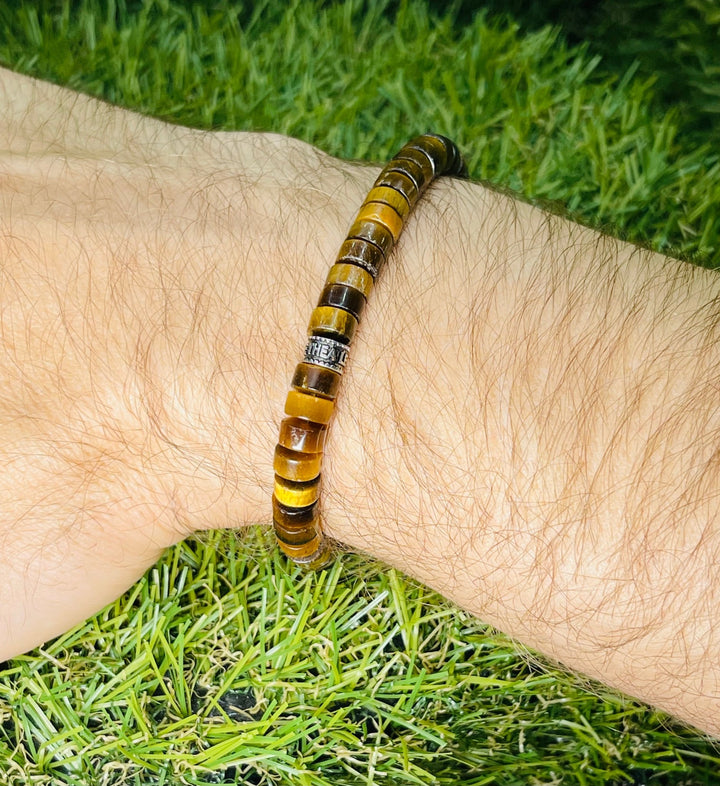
[304, 335, 349, 374]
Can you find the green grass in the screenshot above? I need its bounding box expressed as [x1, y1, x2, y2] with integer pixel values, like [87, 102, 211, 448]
[1, 1, 720, 783]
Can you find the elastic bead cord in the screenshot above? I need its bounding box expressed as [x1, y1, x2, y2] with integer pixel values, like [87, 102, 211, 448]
[273, 133, 467, 568]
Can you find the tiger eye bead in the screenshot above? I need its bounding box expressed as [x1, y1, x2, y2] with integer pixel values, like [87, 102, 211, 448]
[278, 416, 328, 453]
[276, 524, 321, 548]
[364, 186, 411, 220]
[272, 497, 325, 561]
[273, 444, 322, 482]
[273, 474, 320, 508]
[318, 283, 366, 321]
[308, 305, 358, 343]
[347, 218, 394, 257]
[326, 262, 374, 298]
[277, 532, 326, 563]
[406, 134, 448, 174]
[373, 170, 419, 205]
[273, 496, 318, 527]
[274, 515, 319, 544]
[285, 388, 334, 424]
[387, 158, 426, 195]
[440, 136, 467, 177]
[393, 146, 435, 186]
[291, 362, 341, 399]
[355, 202, 404, 242]
[336, 238, 385, 278]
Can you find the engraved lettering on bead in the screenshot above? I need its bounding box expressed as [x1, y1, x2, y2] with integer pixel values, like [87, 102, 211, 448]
[304, 335, 349, 373]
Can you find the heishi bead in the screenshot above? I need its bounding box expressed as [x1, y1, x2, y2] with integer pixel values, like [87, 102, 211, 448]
[347, 217, 394, 257]
[385, 157, 427, 195]
[275, 521, 321, 548]
[273, 519, 323, 562]
[336, 238, 385, 278]
[326, 262, 374, 298]
[285, 388, 334, 423]
[443, 138, 467, 177]
[278, 416, 328, 453]
[354, 202, 404, 242]
[275, 524, 319, 548]
[272, 497, 325, 562]
[274, 519, 318, 546]
[274, 473, 320, 508]
[273, 496, 318, 528]
[273, 444, 322, 482]
[318, 282, 366, 321]
[430, 134, 466, 177]
[435, 134, 463, 174]
[373, 170, 419, 205]
[409, 134, 449, 172]
[276, 532, 325, 562]
[363, 185, 411, 220]
[393, 146, 435, 185]
[308, 305, 357, 343]
[292, 361, 341, 399]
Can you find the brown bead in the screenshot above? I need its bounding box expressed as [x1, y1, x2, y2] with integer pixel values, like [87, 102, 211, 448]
[274, 517, 318, 546]
[440, 136, 467, 177]
[421, 134, 466, 177]
[336, 238, 385, 277]
[308, 305, 357, 343]
[318, 283, 366, 321]
[363, 186, 410, 220]
[276, 524, 320, 548]
[394, 147, 435, 189]
[278, 416, 328, 453]
[292, 362, 341, 400]
[273, 496, 318, 529]
[406, 134, 448, 174]
[388, 158, 427, 199]
[373, 170, 419, 205]
[326, 262, 374, 298]
[284, 388, 334, 424]
[273, 473, 320, 508]
[272, 496, 325, 561]
[347, 218, 394, 257]
[354, 202, 404, 242]
[273, 444, 322, 482]
[277, 532, 326, 563]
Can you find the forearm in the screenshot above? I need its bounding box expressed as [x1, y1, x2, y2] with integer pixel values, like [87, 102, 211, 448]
[327, 185, 720, 734]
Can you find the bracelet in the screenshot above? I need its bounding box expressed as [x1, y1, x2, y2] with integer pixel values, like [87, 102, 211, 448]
[272, 134, 467, 568]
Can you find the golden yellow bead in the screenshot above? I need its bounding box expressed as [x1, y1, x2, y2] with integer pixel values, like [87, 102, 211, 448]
[308, 305, 358, 343]
[273, 475, 320, 508]
[273, 444, 323, 482]
[284, 388, 335, 424]
[278, 416, 328, 453]
[325, 263, 374, 298]
[277, 533, 326, 563]
[354, 202, 404, 242]
[364, 186, 410, 219]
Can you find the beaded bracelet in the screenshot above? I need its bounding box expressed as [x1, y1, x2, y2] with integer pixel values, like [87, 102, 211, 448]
[272, 134, 467, 568]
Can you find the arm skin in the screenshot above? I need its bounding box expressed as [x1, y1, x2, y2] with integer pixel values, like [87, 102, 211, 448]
[1, 67, 718, 735]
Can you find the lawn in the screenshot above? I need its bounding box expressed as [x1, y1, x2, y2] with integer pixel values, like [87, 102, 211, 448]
[1, 1, 719, 783]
